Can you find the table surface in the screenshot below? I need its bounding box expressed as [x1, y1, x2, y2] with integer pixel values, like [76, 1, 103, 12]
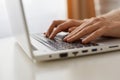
[0, 37, 120, 80]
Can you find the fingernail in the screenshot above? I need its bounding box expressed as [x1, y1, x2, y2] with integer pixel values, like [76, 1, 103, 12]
[66, 39, 71, 42]
[49, 35, 52, 38]
[49, 35, 54, 39]
[63, 37, 67, 41]
[82, 39, 87, 44]
[63, 38, 66, 41]
[64, 35, 70, 39]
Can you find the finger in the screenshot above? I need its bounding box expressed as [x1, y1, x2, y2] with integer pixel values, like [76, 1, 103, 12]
[65, 17, 103, 39]
[68, 27, 77, 33]
[82, 27, 106, 44]
[64, 18, 96, 40]
[64, 21, 101, 42]
[46, 20, 65, 37]
[49, 20, 83, 39]
[64, 22, 90, 40]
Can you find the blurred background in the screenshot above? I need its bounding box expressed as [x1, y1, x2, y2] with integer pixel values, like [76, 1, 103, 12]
[0, 0, 120, 38]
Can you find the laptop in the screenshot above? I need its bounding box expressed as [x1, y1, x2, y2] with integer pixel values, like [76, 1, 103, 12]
[5, 0, 120, 61]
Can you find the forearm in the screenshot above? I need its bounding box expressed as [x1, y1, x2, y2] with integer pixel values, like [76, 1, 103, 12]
[99, 8, 120, 21]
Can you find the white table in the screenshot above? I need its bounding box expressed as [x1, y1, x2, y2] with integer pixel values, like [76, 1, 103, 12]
[0, 37, 120, 80]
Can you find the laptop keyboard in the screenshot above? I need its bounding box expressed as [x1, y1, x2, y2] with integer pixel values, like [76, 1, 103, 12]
[31, 33, 99, 50]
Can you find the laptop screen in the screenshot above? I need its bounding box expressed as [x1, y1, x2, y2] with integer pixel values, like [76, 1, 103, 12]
[5, 0, 34, 58]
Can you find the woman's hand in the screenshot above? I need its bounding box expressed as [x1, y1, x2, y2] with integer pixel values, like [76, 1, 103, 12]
[45, 19, 85, 39]
[64, 17, 120, 43]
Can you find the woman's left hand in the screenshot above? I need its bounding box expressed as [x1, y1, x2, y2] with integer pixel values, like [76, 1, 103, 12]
[64, 17, 120, 43]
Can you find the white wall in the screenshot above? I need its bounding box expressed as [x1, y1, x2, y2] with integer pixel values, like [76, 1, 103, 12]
[23, 0, 67, 34]
[0, 0, 67, 38]
[0, 0, 12, 38]
[99, 0, 120, 14]
[95, 0, 120, 16]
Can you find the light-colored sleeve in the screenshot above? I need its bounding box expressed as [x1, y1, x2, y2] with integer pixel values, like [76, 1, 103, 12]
[99, 8, 120, 21]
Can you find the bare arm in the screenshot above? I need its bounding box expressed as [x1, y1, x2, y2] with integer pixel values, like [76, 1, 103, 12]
[100, 8, 120, 21]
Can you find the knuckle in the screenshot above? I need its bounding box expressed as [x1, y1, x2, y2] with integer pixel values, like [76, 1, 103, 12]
[68, 19, 75, 23]
[99, 17, 106, 20]
[90, 17, 96, 21]
[94, 17, 101, 21]
[95, 18, 100, 21]
[57, 25, 64, 31]
[68, 19, 81, 25]
[104, 26, 110, 30]
[53, 20, 58, 24]
[83, 28, 88, 32]
[91, 17, 104, 23]
[91, 17, 96, 19]
[57, 25, 62, 29]
[94, 31, 100, 35]
[83, 19, 89, 22]
[95, 17, 105, 22]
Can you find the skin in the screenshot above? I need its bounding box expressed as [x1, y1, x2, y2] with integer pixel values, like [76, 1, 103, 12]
[45, 19, 84, 38]
[45, 17, 120, 44]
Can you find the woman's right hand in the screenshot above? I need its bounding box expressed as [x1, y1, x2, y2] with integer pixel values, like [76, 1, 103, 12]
[45, 19, 85, 39]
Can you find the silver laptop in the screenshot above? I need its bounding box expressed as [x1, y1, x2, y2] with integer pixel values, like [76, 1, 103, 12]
[5, 0, 120, 61]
